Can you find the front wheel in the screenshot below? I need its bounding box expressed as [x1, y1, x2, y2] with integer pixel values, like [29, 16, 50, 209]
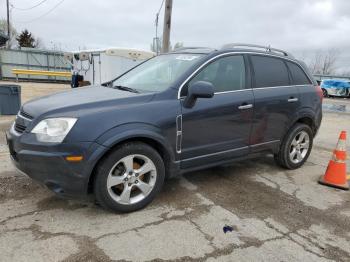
[274, 123, 313, 169]
[94, 142, 165, 213]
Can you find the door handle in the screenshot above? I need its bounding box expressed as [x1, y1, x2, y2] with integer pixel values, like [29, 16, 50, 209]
[288, 98, 298, 103]
[238, 104, 253, 110]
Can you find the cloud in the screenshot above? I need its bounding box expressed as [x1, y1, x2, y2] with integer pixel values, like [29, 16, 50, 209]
[1, 0, 349, 71]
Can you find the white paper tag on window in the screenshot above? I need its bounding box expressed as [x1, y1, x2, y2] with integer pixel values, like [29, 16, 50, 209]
[176, 55, 200, 61]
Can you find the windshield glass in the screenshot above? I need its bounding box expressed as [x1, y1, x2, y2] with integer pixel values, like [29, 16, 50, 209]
[112, 54, 204, 92]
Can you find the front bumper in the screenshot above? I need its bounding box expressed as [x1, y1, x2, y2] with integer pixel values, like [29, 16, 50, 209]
[6, 126, 107, 198]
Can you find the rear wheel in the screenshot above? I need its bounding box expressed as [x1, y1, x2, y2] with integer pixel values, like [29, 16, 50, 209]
[274, 123, 313, 169]
[94, 142, 165, 213]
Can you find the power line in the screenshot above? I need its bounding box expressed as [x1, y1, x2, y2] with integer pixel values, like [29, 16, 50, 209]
[11, 0, 49, 11]
[156, 0, 165, 17]
[16, 0, 65, 23]
[155, 0, 165, 27]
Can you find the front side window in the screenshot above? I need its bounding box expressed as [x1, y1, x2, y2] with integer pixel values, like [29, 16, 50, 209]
[183, 55, 246, 95]
[251, 55, 290, 88]
[112, 54, 204, 93]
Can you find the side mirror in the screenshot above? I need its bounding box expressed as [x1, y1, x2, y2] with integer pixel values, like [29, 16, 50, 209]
[183, 81, 214, 108]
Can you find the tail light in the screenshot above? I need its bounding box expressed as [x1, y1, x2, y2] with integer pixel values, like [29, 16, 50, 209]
[315, 85, 323, 102]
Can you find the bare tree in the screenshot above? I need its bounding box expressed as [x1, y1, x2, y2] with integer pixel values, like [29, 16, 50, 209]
[308, 49, 339, 75]
[173, 42, 184, 50]
[338, 70, 350, 77]
[150, 38, 162, 54]
[0, 19, 18, 48]
[35, 37, 45, 49]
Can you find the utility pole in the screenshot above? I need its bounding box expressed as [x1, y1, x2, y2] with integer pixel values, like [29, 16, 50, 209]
[6, 0, 10, 48]
[161, 0, 173, 53]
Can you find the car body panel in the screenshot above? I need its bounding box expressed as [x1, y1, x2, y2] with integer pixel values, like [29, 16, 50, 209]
[250, 85, 301, 146]
[7, 47, 322, 198]
[6, 125, 106, 196]
[180, 90, 254, 168]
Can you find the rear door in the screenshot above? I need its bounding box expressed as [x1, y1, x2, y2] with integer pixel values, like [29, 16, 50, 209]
[249, 55, 300, 151]
[180, 54, 254, 168]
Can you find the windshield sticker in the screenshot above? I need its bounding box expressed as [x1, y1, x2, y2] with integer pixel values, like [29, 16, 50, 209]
[176, 55, 200, 61]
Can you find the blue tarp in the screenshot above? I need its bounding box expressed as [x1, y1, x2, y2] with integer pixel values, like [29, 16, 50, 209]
[321, 80, 350, 89]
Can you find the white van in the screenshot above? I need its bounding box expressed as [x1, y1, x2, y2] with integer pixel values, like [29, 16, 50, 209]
[64, 47, 155, 86]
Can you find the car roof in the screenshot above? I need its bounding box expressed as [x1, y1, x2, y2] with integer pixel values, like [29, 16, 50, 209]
[171, 44, 295, 61]
[170, 47, 217, 54]
[169, 47, 296, 61]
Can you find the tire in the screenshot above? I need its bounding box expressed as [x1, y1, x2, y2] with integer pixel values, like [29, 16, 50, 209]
[322, 88, 328, 98]
[94, 142, 165, 213]
[274, 123, 313, 169]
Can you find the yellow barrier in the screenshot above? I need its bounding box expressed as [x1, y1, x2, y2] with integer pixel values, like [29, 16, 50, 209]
[12, 69, 71, 81]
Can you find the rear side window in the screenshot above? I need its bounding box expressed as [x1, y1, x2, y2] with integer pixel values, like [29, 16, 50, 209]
[286, 62, 311, 85]
[251, 55, 290, 88]
[187, 55, 246, 93]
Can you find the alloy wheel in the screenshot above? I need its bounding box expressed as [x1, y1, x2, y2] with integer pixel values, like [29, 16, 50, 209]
[106, 154, 157, 205]
[289, 131, 310, 164]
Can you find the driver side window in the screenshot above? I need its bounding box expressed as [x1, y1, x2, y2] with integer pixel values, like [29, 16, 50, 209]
[181, 55, 246, 96]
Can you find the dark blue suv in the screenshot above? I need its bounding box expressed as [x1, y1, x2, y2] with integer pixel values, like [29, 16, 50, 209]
[6, 44, 323, 212]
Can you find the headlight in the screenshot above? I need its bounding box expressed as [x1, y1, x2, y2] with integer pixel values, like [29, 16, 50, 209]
[31, 118, 77, 143]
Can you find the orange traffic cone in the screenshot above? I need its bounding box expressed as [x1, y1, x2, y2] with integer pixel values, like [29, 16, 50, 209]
[319, 131, 349, 190]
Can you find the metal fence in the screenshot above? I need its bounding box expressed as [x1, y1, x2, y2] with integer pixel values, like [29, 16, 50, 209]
[313, 74, 350, 82]
[0, 48, 71, 82]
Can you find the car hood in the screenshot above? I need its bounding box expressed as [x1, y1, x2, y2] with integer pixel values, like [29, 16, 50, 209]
[22, 85, 151, 118]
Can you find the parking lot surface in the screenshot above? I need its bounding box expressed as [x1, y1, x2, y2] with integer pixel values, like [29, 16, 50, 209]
[0, 82, 350, 262]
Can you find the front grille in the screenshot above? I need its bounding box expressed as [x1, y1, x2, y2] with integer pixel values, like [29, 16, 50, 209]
[14, 109, 34, 134]
[19, 110, 34, 120]
[15, 123, 26, 133]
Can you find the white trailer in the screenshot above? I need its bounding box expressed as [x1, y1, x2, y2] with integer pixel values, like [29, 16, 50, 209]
[64, 48, 155, 85]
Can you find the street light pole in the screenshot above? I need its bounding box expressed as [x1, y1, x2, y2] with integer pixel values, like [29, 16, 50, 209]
[161, 0, 173, 53]
[6, 0, 10, 48]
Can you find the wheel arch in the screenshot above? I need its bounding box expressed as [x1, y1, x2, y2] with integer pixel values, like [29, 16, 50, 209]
[87, 125, 176, 194]
[291, 112, 317, 136]
[296, 116, 315, 132]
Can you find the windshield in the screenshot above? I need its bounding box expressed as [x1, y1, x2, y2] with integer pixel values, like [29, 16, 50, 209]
[112, 53, 204, 92]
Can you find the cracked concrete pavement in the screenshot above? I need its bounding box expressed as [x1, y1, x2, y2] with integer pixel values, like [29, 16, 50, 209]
[0, 83, 350, 262]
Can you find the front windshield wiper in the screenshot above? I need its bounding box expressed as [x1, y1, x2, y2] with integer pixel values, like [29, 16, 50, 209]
[112, 85, 140, 93]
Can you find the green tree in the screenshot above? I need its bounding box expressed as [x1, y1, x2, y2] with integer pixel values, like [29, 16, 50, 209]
[16, 29, 36, 48]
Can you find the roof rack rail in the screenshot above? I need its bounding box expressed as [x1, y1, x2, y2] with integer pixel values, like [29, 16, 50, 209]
[221, 43, 293, 58]
[173, 46, 216, 52]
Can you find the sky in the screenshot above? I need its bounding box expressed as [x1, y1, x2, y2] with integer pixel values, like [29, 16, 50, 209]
[1, 0, 350, 73]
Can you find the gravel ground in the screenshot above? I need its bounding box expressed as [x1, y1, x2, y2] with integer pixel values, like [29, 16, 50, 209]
[0, 82, 349, 262]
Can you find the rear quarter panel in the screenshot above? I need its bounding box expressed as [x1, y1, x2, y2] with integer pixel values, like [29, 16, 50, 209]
[295, 84, 322, 133]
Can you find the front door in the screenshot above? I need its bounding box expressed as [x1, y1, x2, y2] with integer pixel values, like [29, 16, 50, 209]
[179, 55, 254, 168]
